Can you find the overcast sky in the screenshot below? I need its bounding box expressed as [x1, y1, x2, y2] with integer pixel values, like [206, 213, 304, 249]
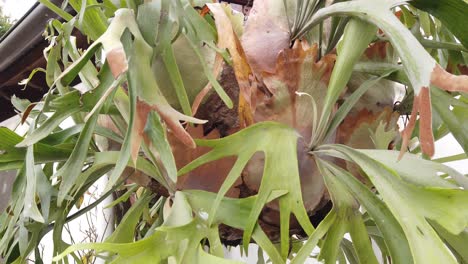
[1, 0, 36, 20]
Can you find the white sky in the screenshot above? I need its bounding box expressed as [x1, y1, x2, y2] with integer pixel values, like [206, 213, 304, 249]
[0, 0, 36, 20]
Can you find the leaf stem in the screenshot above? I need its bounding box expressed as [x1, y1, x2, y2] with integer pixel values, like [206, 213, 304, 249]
[43, 178, 124, 235]
[38, 0, 73, 21]
[379, 36, 468, 52]
[432, 153, 467, 163]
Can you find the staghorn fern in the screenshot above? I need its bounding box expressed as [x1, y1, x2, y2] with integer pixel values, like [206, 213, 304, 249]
[1, 0, 467, 263]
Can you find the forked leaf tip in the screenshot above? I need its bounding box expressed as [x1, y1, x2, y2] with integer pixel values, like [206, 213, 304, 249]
[431, 64, 468, 93]
[399, 87, 435, 159]
[418, 88, 435, 157]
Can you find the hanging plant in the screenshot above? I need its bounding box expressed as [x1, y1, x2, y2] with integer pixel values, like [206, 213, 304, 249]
[1, 0, 467, 263]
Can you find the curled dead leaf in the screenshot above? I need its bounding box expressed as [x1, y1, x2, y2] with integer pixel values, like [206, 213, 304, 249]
[20, 103, 37, 124]
[208, 3, 256, 127]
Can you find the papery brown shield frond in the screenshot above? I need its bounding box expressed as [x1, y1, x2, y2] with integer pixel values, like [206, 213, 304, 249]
[256, 41, 335, 135]
[241, 0, 291, 75]
[246, 41, 335, 215]
[338, 107, 399, 150]
[364, 42, 389, 60]
[208, 3, 256, 127]
[338, 107, 399, 182]
[177, 40, 335, 222]
[173, 125, 242, 199]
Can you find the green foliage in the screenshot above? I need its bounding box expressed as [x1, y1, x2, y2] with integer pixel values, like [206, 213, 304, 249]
[0, 7, 13, 38]
[0, 0, 467, 263]
[179, 122, 314, 258]
[410, 0, 468, 48]
[317, 146, 468, 263]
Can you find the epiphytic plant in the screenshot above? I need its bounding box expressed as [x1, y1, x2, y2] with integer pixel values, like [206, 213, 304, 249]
[1, 0, 467, 263]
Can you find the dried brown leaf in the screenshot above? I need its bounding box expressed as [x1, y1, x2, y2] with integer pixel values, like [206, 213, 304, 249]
[247, 41, 334, 213]
[241, 0, 291, 74]
[257, 41, 335, 134]
[20, 103, 37, 124]
[208, 3, 256, 127]
[173, 125, 241, 198]
[338, 107, 399, 149]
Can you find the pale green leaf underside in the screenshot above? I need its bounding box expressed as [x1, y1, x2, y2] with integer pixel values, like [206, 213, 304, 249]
[179, 121, 314, 258]
[319, 144, 468, 264]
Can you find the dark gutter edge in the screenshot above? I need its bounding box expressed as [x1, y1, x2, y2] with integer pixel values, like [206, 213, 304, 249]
[0, 2, 40, 43]
[0, 0, 250, 73]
